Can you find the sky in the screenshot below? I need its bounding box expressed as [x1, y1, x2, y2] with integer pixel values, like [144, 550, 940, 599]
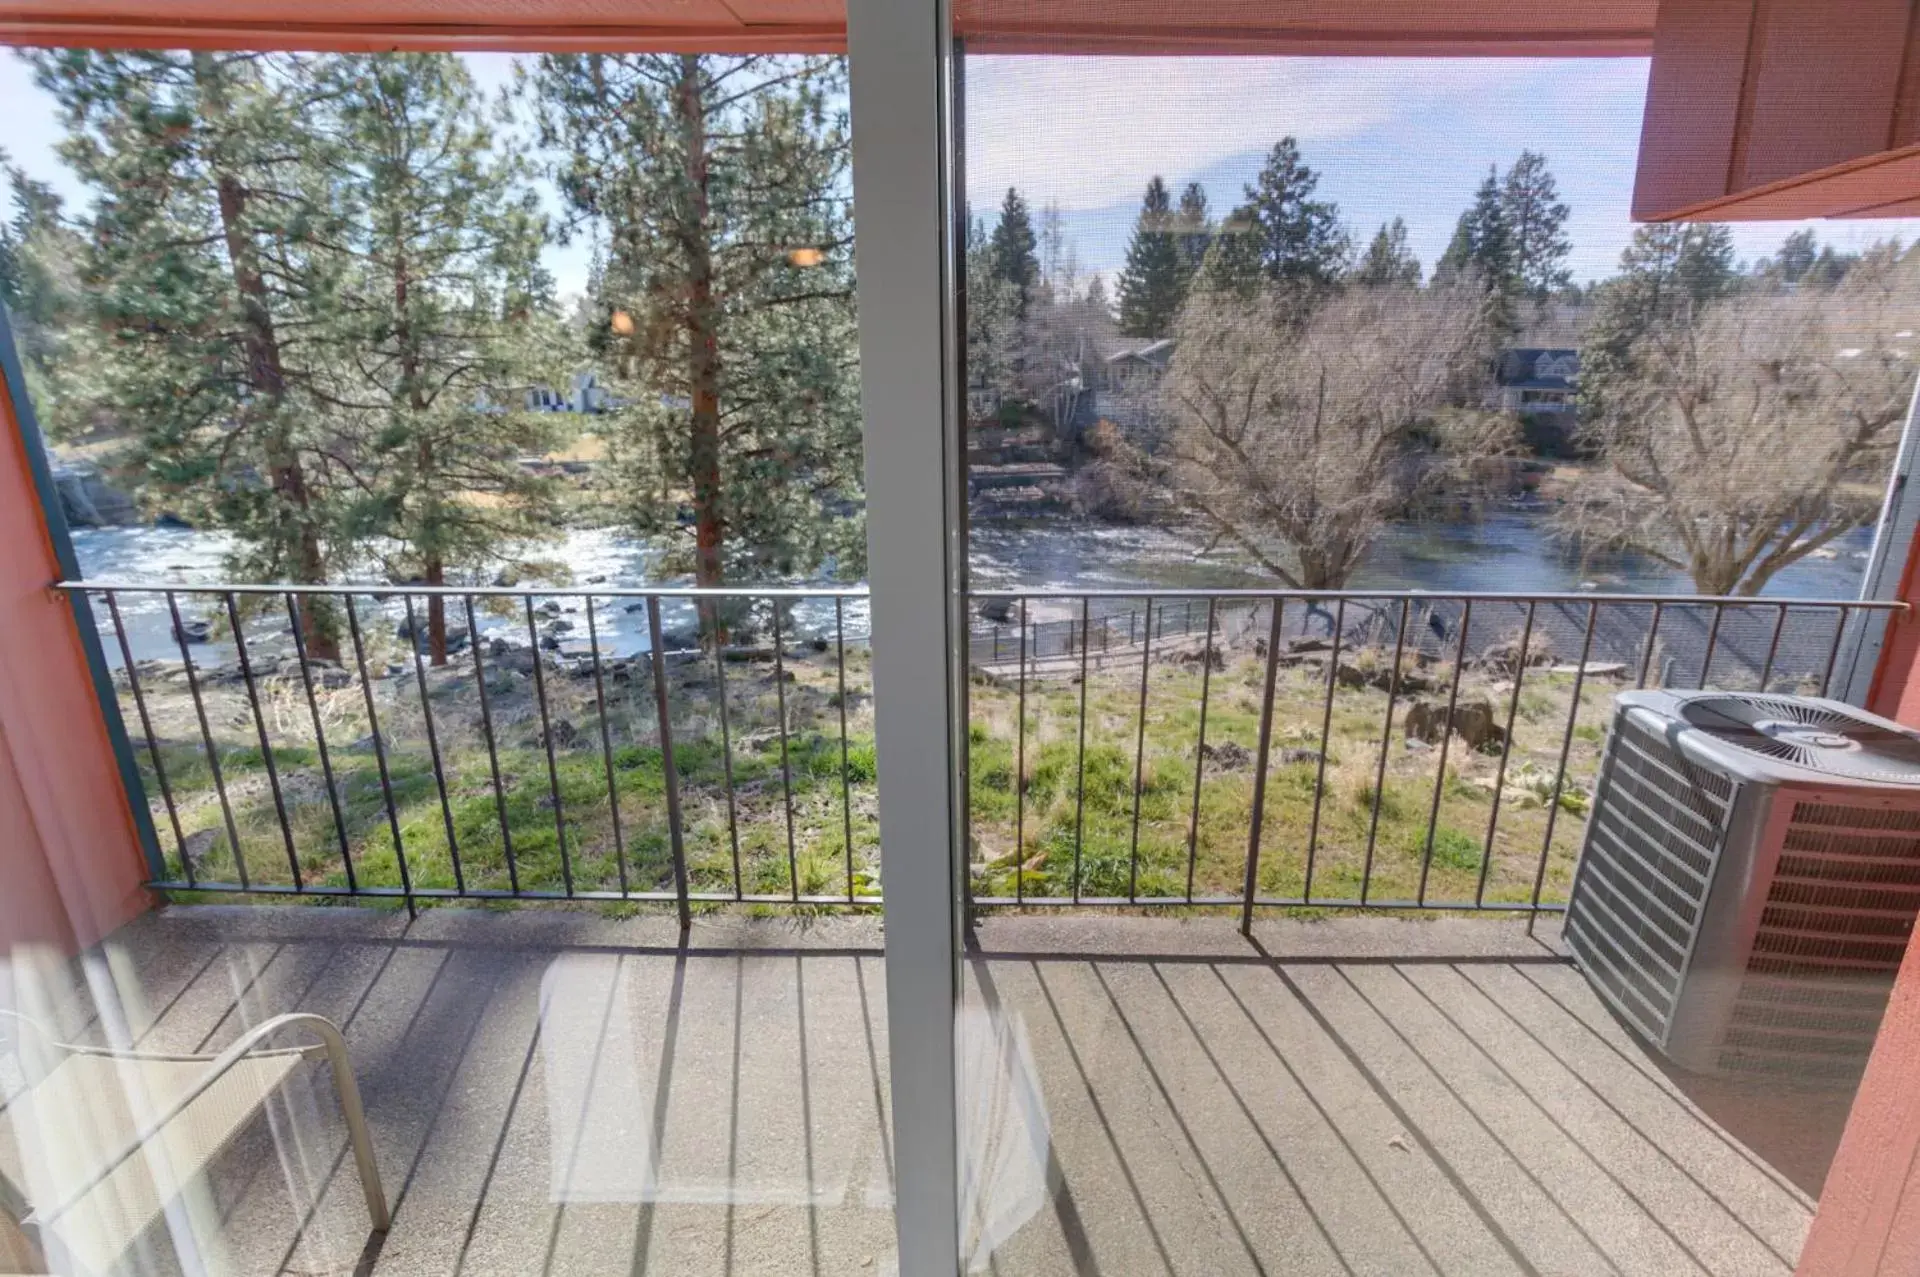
[2, 50, 1914, 299]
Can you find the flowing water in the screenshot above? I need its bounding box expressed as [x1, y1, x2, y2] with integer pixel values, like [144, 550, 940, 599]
[72, 502, 1874, 665]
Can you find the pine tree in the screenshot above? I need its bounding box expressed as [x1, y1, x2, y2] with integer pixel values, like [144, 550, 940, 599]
[990, 187, 1039, 317]
[1174, 181, 1212, 278]
[1500, 150, 1572, 299]
[1673, 223, 1737, 303]
[1773, 229, 1818, 283]
[531, 54, 860, 607]
[33, 50, 349, 656]
[1438, 169, 1514, 283]
[0, 153, 87, 408]
[1204, 138, 1348, 306]
[1436, 168, 1516, 334]
[1353, 217, 1422, 287]
[1116, 176, 1184, 338]
[964, 209, 1019, 408]
[324, 53, 562, 663]
[1580, 223, 1738, 424]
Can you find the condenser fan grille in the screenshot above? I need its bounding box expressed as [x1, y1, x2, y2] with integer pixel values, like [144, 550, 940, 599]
[1678, 695, 1920, 782]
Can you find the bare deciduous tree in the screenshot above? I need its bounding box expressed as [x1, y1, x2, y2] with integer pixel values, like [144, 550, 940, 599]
[1565, 244, 1920, 596]
[1135, 279, 1514, 588]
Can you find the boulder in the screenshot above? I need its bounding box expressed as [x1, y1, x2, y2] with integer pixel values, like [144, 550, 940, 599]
[172, 618, 213, 645]
[1402, 696, 1507, 754]
[492, 644, 540, 674]
[1176, 646, 1225, 671]
[1479, 636, 1552, 676]
[306, 661, 354, 690]
[50, 461, 140, 528]
[1277, 747, 1323, 767]
[1200, 740, 1253, 770]
[1403, 699, 1445, 744]
[1454, 699, 1508, 754]
[181, 829, 219, 868]
[978, 599, 1015, 624]
[1338, 661, 1435, 695]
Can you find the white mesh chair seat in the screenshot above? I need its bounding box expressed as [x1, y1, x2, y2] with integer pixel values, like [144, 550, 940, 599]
[0, 1013, 387, 1276]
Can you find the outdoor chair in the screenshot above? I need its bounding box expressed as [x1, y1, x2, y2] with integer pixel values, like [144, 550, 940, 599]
[0, 1010, 387, 1275]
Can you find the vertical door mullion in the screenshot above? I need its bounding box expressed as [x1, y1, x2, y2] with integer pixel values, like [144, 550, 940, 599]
[847, 0, 966, 1271]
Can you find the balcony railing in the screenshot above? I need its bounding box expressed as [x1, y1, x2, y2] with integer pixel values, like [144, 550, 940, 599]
[61, 581, 876, 920]
[58, 580, 1903, 922]
[963, 588, 1905, 920]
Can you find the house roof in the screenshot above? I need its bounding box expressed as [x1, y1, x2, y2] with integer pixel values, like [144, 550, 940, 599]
[1497, 348, 1580, 387]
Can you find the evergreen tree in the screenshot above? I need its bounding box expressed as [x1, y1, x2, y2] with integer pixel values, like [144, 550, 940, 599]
[1773, 229, 1818, 283]
[1353, 217, 1422, 287]
[1672, 223, 1737, 303]
[964, 208, 1019, 408]
[531, 54, 860, 605]
[1808, 245, 1859, 285]
[1437, 168, 1517, 333]
[0, 154, 86, 404]
[1499, 150, 1572, 299]
[1580, 222, 1737, 424]
[989, 186, 1039, 317]
[33, 50, 349, 656]
[1174, 181, 1212, 278]
[1757, 230, 1856, 285]
[324, 53, 562, 663]
[1116, 176, 1185, 338]
[1437, 169, 1514, 283]
[1204, 138, 1348, 305]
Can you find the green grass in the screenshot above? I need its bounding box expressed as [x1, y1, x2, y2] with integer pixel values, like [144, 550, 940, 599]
[124, 635, 1605, 916]
[965, 648, 1606, 908]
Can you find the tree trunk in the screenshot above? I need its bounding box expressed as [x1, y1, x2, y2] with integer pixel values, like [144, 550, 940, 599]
[676, 55, 728, 639]
[394, 247, 449, 665]
[193, 52, 337, 660]
[425, 556, 448, 667]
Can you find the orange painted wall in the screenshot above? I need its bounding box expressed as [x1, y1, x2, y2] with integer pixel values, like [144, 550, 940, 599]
[0, 0, 1658, 54]
[0, 372, 151, 956]
[1796, 904, 1920, 1274]
[1802, 504, 1920, 1272]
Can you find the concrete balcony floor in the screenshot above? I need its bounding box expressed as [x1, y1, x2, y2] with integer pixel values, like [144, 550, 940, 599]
[5, 907, 1841, 1275]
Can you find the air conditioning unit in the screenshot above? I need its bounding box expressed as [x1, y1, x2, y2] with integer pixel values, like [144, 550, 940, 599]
[1565, 690, 1920, 1083]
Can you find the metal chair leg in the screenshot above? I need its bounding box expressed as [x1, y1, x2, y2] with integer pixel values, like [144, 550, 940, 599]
[310, 1020, 389, 1233]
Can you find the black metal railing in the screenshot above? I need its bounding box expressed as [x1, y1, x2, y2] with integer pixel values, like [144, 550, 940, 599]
[61, 579, 1905, 923]
[63, 581, 876, 920]
[964, 589, 1906, 920]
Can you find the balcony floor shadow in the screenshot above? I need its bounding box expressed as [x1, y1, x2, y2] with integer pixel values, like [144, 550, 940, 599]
[8, 908, 1833, 1275]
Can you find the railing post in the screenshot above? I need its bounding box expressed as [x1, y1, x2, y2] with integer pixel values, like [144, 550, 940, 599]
[647, 596, 692, 930]
[1240, 599, 1286, 934]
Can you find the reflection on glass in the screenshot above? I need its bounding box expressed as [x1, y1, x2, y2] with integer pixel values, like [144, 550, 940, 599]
[3, 38, 886, 1277]
[954, 35, 1918, 1274]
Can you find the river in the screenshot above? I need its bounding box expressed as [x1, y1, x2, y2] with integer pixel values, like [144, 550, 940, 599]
[71, 502, 1875, 665]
